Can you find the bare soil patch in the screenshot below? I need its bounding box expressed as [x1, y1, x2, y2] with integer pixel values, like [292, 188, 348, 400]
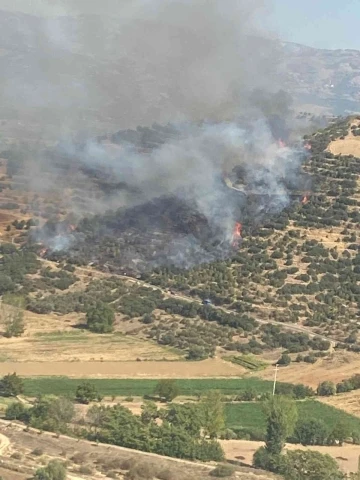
[221, 439, 360, 474]
[0, 358, 245, 377]
[0, 468, 28, 480]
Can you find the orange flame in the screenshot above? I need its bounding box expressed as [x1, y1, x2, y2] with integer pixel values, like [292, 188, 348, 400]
[301, 194, 309, 205]
[304, 143, 311, 151]
[278, 139, 286, 148]
[232, 222, 242, 247]
[68, 224, 76, 232]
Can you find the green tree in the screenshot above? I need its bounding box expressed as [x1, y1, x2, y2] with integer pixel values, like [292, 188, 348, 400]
[328, 422, 351, 446]
[86, 404, 108, 437]
[278, 353, 291, 366]
[293, 418, 329, 445]
[1, 302, 25, 338]
[280, 450, 344, 480]
[34, 459, 67, 480]
[164, 403, 202, 437]
[75, 382, 102, 404]
[200, 391, 225, 439]
[293, 384, 315, 399]
[0, 274, 14, 295]
[86, 302, 115, 333]
[154, 379, 180, 402]
[5, 402, 28, 421]
[187, 345, 208, 360]
[0, 373, 24, 397]
[317, 381, 336, 396]
[264, 396, 298, 456]
[140, 400, 158, 425]
[29, 396, 75, 433]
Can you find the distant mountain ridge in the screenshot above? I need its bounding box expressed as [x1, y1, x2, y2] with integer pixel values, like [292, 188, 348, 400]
[281, 41, 360, 113]
[0, 8, 359, 140]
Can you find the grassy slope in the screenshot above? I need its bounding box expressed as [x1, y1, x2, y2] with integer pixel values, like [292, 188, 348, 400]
[225, 400, 360, 432]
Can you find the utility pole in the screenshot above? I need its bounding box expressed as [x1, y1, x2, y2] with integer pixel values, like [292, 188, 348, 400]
[272, 364, 279, 396]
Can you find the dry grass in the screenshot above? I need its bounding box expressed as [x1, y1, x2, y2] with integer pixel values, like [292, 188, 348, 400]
[0, 357, 246, 378]
[0, 420, 279, 480]
[221, 440, 360, 474]
[318, 389, 360, 418]
[328, 120, 360, 156]
[258, 351, 360, 388]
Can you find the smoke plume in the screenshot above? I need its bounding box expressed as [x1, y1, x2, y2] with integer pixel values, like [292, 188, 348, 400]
[1, 0, 311, 267]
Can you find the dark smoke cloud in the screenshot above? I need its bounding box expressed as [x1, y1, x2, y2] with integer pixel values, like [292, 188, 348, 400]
[1, 0, 311, 265]
[0, 0, 283, 134]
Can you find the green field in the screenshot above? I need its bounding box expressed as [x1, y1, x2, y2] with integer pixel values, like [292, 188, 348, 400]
[22, 377, 275, 397]
[225, 400, 360, 433]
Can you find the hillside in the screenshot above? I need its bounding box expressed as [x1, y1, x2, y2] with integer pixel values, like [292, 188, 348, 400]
[282, 42, 360, 114]
[0, 115, 358, 379]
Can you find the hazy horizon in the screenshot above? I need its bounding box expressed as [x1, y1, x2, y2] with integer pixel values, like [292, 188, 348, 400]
[0, 0, 360, 51]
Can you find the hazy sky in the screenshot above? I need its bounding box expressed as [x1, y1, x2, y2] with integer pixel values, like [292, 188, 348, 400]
[270, 0, 360, 50]
[0, 0, 360, 50]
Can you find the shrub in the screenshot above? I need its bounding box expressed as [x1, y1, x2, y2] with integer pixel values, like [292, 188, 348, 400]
[5, 402, 28, 421]
[210, 464, 236, 477]
[293, 418, 329, 445]
[78, 465, 93, 475]
[125, 462, 156, 480]
[86, 302, 115, 333]
[317, 381, 336, 396]
[157, 469, 176, 480]
[11, 452, 22, 460]
[154, 379, 180, 402]
[278, 353, 291, 366]
[75, 382, 102, 404]
[32, 447, 44, 456]
[280, 450, 344, 480]
[34, 460, 67, 480]
[0, 372, 24, 397]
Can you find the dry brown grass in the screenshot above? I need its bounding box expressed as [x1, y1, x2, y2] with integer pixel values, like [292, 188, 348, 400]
[258, 351, 360, 388]
[328, 120, 360, 156]
[0, 357, 246, 378]
[221, 439, 360, 474]
[0, 420, 279, 480]
[318, 389, 360, 418]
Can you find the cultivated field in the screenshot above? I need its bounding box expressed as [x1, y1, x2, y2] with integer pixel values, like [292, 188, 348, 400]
[18, 377, 273, 397]
[0, 312, 182, 363]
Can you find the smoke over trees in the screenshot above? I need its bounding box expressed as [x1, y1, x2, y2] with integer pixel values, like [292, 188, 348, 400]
[2, 0, 312, 268]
